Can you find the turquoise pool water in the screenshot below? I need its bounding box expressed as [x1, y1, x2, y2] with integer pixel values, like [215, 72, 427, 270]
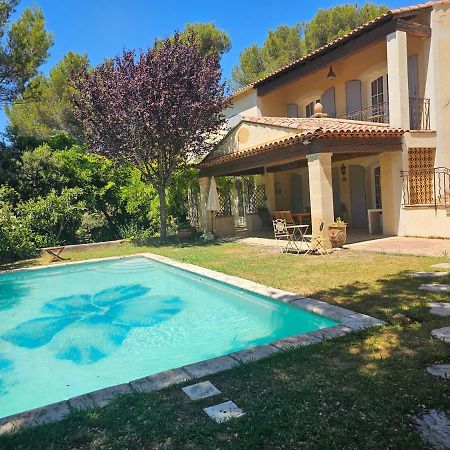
[0, 256, 336, 418]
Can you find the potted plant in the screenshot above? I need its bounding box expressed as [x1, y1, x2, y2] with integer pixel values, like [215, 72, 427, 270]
[328, 218, 347, 248]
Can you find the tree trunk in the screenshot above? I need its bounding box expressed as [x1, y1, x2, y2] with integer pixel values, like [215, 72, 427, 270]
[158, 187, 167, 243]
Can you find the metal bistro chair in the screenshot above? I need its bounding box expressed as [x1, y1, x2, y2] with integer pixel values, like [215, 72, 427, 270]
[302, 222, 330, 256]
[272, 219, 300, 254]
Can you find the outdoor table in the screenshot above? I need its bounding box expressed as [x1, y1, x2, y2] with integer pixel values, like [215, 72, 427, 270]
[291, 212, 311, 225]
[43, 246, 66, 262]
[286, 224, 309, 239]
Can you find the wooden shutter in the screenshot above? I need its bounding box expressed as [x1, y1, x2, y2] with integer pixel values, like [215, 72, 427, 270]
[321, 87, 336, 118]
[345, 80, 362, 114]
[286, 103, 298, 118]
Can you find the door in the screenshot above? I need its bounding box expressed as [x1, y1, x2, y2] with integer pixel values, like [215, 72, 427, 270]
[287, 103, 298, 118]
[349, 165, 368, 227]
[408, 54, 419, 128]
[332, 167, 341, 219]
[345, 80, 362, 117]
[290, 174, 303, 211]
[321, 87, 336, 118]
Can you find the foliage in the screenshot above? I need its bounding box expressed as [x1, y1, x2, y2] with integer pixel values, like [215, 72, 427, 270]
[179, 23, 231, 56]
[231, 24, 305, 88]
[19, 187, 86, 248]
[231, 2, 388, 88]
[6, 52, 89, 141]
[304, 3, 388, 51]
[0, 1, 53, 104]
[73, 33, 228, 241]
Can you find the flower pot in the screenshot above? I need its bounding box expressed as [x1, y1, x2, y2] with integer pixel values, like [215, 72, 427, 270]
[328, 224, 347, 248]
[177, 228, 192, 239]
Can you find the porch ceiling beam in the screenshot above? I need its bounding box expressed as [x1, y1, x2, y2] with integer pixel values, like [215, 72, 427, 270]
[198, 136, 402, 177]
[256, 16, 427, 96]
[216, 167, 265, 177]
[331, 152, 379, 162]
[396, 19, 431, 38]
[266, 159, 307, 173]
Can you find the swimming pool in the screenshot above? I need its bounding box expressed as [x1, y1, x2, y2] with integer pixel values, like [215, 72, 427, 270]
[0, 255, 337, 418]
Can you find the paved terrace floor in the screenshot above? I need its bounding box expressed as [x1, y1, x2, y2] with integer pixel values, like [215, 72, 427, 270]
[226, 228, 450, 258]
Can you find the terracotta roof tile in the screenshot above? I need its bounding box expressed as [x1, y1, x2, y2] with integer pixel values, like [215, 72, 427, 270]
[228, 0, 449, 100]
[199, 117, 405, 168]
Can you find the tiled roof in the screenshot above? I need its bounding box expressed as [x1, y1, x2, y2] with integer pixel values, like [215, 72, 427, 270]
[199, 117, 405, 167]
[228, 0, 449, 100]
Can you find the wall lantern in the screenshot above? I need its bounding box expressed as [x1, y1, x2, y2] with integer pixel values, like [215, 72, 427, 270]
[327, 66, 336, 80]
[340, 163, 347, 176]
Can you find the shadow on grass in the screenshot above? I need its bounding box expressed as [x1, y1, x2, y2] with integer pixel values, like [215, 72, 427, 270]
[1, 258, 450, 448]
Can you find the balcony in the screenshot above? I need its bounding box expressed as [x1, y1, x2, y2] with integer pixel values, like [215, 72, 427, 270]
[338, 102, 389, 124]
[401, 167, 450, 209]
[337, 98, 431, 130]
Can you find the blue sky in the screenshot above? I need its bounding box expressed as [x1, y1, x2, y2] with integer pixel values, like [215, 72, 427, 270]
[2, 0, 414, 133]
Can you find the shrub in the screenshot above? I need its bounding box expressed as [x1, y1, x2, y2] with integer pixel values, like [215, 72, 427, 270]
[0, 203, 37, 263]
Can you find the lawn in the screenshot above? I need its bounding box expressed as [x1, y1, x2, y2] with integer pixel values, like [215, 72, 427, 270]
[1, 241, 450, 449]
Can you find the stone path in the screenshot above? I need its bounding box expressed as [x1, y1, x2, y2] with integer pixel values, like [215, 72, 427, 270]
[203, 401, 245, 423]
[182, 381, 220, 401]
[414, 410, 450, 450]
[431, 326, 450, 343]
[430, 303, 450, 317]
[411, 272, 448, 278]
[432, 263, 450, 269]
[420, 284, 450, 293]
[427, 364, 450, 380]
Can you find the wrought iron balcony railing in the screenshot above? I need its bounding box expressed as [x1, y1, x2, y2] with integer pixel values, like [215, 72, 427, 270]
[409, 97, 431, 130]
[401, 167, 450, 209]
[338, 101, 389, 123]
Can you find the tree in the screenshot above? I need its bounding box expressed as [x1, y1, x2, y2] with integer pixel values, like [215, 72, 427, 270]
[0, 1, 53, 104]
[231, 3, 387, 89]
[73, 34, 228, 242]
[180, 23, 231, 56]
[6, 52, 89, 141]
[304, 3, 388, 51]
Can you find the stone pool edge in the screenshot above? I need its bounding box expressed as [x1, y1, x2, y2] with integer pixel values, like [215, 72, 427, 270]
[0, 252, 385, 435]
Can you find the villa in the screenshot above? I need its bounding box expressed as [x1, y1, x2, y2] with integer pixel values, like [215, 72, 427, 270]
[197, 0, 450, 242]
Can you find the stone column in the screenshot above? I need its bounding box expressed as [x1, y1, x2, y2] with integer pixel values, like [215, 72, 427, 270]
[387, 30, 410, 129]
[199, 176, 211, 232]
[307, 153, 334, 245]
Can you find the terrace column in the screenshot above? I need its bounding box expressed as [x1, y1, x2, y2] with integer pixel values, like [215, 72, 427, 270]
[386, 30, 410, 129]
[261, 171, 276, 213]
[199, 176, 212, 232]
[307, 153, 334, 246]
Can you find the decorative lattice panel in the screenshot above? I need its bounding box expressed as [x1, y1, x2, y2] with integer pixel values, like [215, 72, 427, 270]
[187, 188, 199, 226]
[245, 182, 266, 213]
[408, 148, 435, 204]
[217, 190, 232, 216]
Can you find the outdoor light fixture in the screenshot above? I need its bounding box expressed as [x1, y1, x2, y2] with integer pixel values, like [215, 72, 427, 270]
[327, 66, 336, 80]
[340, 163, 347, 176]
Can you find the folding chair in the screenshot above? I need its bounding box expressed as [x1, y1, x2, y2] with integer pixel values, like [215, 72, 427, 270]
[303, 222, 330, 256]
[272, 219, 300, 254]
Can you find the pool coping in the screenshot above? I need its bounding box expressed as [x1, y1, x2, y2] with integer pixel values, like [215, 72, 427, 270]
[0, 252, 386, 435]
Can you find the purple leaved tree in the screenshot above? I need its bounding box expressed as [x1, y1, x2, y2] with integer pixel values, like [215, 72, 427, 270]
[72, 34, 228, 242]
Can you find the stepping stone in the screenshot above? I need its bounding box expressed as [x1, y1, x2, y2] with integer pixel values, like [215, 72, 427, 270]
[430, 303, 450, 317]
[427, 364, 450, 379]
[203, 400, 244, 423]
[432, 263, 450, 269]
[414, 409, 450, 450]
[419, 284, 450, 293]
[432, 326, 450, 343]
[182, 381, 221, 400]
[411, 272, 448, 278]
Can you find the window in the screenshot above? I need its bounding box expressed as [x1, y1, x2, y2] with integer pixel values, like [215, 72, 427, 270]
[305, 99, 320, 118]
[374, 166, 382, 209]
[370, 76, 388, 123]
[371, 76, 384, 106]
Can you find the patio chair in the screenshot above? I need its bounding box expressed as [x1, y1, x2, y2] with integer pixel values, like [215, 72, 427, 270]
[302, 222, 330, 256]
[279, 210, 295, 225]
[272, 219, 300, 254]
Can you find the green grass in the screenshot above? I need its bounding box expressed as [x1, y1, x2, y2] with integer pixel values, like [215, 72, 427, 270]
[1, 241, 450, 449]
